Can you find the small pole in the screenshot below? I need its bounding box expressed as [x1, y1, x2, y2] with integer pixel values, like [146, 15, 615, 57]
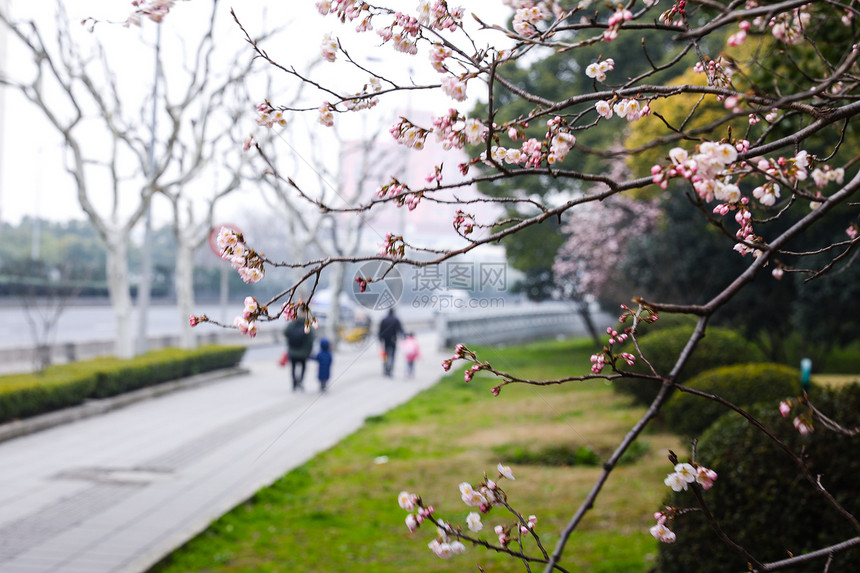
[800, 358, 812, 393]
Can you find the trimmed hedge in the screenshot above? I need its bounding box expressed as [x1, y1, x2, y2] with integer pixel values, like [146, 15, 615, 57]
[662, 363, 801, 437]
[657, 384, 860, 572]
[613, 326, 762, 405]
[0, 345, 246, 424]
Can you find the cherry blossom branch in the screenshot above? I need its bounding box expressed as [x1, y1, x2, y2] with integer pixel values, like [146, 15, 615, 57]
[801, 236, 860, 281]
[192, 2, 860, 569]
[757, 536, 860, 571]
[690, 480, 765, 569]
[543, 379, 678, 572]
[676, 384, 860, 537]
[805, 399, 860, 437]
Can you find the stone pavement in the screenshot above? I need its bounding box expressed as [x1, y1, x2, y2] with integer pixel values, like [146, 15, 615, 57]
[0, 331, 447, 573]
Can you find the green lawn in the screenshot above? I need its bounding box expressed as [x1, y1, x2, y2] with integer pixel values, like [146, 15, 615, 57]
[149, 338, 683, 572]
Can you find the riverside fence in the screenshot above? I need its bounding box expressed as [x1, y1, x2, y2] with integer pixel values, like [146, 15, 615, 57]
[1, 303, 612, 373]
[436, 302, 613, 349]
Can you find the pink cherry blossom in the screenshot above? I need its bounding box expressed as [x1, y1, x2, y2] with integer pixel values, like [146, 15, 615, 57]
[441, 75, 468, 101]
[398, 490, 418, 511]
[727, 29, 747, 46]
[320, 33, 338, 62]
[595, 100, 613, 119]
[318, 102, 334, 127]
[459, 482, 488, 506]
[664, 471, 689, 492]
[405, 514, 419, 532]
[428, 539, 454, 558]
[233, 316, 257, 338]
[650, 522, 677, 543]
[696, 466, 718, 490]
[497, 463, 515, 480]
[513, 6, 545, 37]
[793, 416, 813, 434]
[429, 43, 452, 73]
[189, 314, 206, 327]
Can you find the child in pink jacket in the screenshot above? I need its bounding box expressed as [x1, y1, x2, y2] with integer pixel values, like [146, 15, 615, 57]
[401, 333, 421, 379]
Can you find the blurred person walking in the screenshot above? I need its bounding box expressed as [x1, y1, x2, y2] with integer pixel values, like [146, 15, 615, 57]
[313, 338, 333, 393]
[378, 308, 404, 377]
[285, 318, 314, 391]
[402, 332, 421, 379]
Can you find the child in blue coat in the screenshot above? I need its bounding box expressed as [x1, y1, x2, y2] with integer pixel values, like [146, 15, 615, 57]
[313, 338, 334, 393]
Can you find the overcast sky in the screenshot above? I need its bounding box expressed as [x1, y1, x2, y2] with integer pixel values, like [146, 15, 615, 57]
[0, 0, 512, 228]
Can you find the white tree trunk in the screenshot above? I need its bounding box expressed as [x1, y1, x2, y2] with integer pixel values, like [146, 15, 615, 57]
[175, 241, 197, 350]
[105, 232, 134, 359]
[325, 261, 347, 351]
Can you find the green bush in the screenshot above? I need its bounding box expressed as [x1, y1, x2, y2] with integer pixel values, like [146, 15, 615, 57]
[0, 369, 97, 423]
[0, 345, 246, 424]
[499, 444, 602, 467]
[657, 384, 860, 573]
[494, 440, 650, 467]
[822, 341, 860, 373]
[662, 363, 801, 437]
[613, 326, 762, 405]
[632, 313, 699, 337]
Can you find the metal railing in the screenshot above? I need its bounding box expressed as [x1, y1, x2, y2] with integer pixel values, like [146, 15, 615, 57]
[436, 302, 611, 349]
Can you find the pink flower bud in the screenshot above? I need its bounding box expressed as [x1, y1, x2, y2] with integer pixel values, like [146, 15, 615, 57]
[793, 416, 813, 435]
[405, 514, 419, 532]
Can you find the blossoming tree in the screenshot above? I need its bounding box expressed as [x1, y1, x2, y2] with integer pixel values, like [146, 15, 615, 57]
[164, 0, 860, 569]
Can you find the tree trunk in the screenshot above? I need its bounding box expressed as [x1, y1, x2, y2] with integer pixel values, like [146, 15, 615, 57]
[105, 232, 134, 358]
[175, 241, 197, 350]
[325, 261, 347, 351]
[576, 300, 602, 349]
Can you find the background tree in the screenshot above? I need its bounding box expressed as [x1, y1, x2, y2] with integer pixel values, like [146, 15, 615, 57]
[554, 191, 661, 345]
[0, 218, 106, 368]
[249, 104, 396, 346]
[1, 255, 87, 371]
[0, 0, 256, 356]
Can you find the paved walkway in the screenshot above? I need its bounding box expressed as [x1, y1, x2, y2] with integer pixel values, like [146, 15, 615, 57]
[0, 332, 447, 573]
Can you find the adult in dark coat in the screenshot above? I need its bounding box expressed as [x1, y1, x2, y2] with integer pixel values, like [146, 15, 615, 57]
[378, 308, 404, 377]
[285, 319, 314, 391]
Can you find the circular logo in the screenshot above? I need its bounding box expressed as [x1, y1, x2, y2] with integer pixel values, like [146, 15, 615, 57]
[352, 261, 403, 311]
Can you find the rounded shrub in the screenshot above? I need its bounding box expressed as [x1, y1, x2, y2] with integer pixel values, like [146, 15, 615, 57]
[613, 326, 762, 405]
[632, 313, 699, 337]
[0, 345, 246, 422]
[656, 383, 860, 573]
[662, 363, 801, 437]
